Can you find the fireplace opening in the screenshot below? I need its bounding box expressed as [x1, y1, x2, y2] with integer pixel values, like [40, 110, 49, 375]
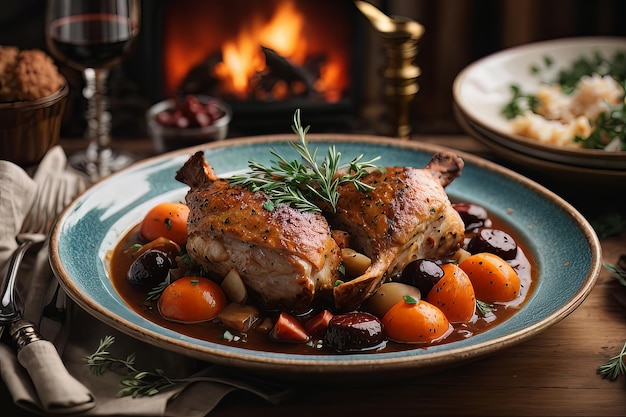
[148, 0, 363, 134]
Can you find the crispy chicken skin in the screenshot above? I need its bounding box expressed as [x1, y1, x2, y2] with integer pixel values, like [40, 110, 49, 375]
[329, 152, 466, 311]
[175, 151, 341, 313]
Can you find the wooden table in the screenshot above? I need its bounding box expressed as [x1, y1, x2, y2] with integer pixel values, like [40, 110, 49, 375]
[3, 134, 625, 416]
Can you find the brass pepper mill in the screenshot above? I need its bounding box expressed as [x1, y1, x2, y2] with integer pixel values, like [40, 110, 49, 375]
[355, 1, 424, 139]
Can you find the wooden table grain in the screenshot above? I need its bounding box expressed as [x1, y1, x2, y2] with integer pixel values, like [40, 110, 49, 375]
[2, 134, 624, 416]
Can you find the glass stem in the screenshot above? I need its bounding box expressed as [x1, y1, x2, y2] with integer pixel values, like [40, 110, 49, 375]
[82, 67, 113, 164]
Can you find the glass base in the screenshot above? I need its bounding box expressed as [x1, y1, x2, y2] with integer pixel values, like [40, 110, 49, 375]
[69, 145, 134, 181]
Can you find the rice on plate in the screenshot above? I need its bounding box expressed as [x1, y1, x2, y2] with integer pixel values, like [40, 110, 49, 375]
[502, 50, 626, 151]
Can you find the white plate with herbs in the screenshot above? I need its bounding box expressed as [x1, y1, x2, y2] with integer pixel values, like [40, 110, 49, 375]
[453, 37, 626, 170]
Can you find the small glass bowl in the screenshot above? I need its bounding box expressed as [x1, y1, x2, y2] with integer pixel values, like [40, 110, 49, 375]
[146, 95, 232, 153]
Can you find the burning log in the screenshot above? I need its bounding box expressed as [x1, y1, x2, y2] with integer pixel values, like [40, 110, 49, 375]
[179, 54, 222, 96]
[179, 46, 324, 102]
[257, 46, 316, 98]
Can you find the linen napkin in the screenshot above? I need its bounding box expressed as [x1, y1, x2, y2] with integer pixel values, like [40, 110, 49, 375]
[0, 157, 37, 267]
[0, 146, 292, 416]
[0, 147, 96, 415]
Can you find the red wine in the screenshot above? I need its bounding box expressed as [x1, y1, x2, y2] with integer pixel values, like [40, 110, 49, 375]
[48, 13, 137, 69]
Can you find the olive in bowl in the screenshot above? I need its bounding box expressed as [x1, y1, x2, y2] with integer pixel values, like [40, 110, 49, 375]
[146, 95, 232, 153]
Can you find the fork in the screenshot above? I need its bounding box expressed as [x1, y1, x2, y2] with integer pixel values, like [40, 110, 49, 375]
[0, 174, 63, 341]
[39, 173, 86, 341]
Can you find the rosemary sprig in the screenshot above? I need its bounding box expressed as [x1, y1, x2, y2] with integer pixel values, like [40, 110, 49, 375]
[475, 299, 494, 317]
[596, 260, 626, 380]
[118, 368, 176, 398]
[604, 262, 626, 287]
[85, 336, 178, 397]
[146, 279, 169, 301]
[597, 341, 626, 381]
[227, 109, 381, 212]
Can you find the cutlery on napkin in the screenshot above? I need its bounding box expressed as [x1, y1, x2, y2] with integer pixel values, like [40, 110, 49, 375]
[0, 147, 96, 415]
[1, 146, 292, 416]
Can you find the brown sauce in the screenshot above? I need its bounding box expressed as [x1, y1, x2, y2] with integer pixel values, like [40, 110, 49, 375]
[109, 208, 537, 354]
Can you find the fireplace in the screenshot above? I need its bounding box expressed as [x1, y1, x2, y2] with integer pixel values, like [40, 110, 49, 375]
[138, 0, 366, 135]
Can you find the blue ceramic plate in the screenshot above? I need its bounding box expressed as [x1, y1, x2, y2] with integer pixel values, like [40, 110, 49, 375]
[50, 134, 601, 381]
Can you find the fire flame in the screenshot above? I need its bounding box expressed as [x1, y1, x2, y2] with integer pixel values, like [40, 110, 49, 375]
[215, 1, 307, 99]
[214, 30, 266, 98]
[162, 0, 349, 102]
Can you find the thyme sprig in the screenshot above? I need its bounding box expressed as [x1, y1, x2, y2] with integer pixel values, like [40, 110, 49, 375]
[85, 336, 179, 397]
[227, 109, 381, 213]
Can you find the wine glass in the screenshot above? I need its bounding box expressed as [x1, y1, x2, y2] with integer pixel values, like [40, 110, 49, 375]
[45, 0, 140, 180]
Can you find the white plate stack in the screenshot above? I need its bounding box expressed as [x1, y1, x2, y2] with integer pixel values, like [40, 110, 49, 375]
[452, 37, 626, 187]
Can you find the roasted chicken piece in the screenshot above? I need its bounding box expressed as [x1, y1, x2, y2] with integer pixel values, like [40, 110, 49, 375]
[329, 152, 466, 311]
[175, 151, 341, 313]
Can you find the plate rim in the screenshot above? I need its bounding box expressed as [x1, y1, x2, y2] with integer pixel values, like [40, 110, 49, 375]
[454, 103, 626, 175]
[454, 104, 626, 187]
[49, 134, 603, 377]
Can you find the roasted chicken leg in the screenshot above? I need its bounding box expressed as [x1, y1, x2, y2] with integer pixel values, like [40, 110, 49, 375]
[175, 151, 341, 313]
[329, 152, 466, 311]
